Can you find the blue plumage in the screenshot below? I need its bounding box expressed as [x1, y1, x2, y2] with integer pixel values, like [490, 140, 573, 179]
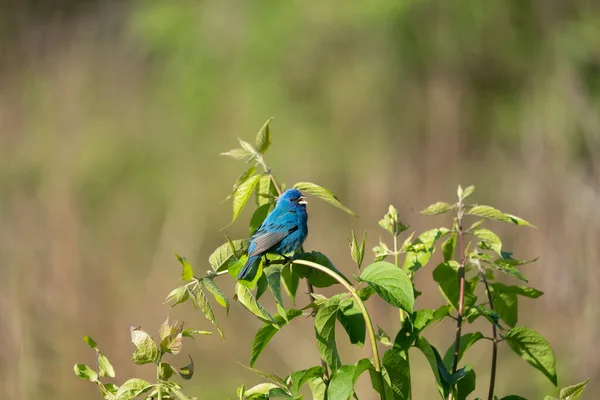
[237, 188, 308, 281]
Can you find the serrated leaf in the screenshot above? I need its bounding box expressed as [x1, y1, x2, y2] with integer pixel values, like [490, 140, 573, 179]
[442, 332, 484, 369]
[461, 185, 475, 199]
[240, 364, 288, 388]
[175, 253, 194, 282]
[403, 228, 450, 273]
[314, 296, 342, 372]
[349, 230, 366, 268]
[231, 166, 257, 195]
[209, 239, 249, 272]
[255, 118, 274, 154]
[293, 182, 356, 216]
[130, 327, 158, 365]
[221, 148, 254, 161]
[250, 309, 303, 367]
[160, 320, 184, 355]
[421, 202, 454, 215]
[195, 288, 224, 338]
[165, 285, 190, 307]
[382, 349, 411, 399]
[115, 378, 153, 400]
[559, 379, 590, 400]
[491, 283, 544, 298]
[492, 258, 538, 282]
[358, 261, 414, 313]
[233, 174, 261, 222]
[201, 277, 229, 315]
[236, 282, 276, 324]
[468, 205, 535, 227]
[505, 326, 557, 386]
[74, 364, 98, 382]
[327, 358, 372, 400]
[98, 353, 115, 378]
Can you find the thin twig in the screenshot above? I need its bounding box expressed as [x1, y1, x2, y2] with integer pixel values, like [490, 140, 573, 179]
[481, 272, 498, 400]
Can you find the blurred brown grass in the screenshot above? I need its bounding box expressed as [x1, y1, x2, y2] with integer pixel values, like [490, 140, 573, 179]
[1, 0, 600, 399]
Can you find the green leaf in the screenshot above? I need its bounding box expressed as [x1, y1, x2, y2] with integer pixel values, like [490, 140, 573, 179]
[358, 261, 414, 312]
[500, 396, 529, 400]
[433, 261, 477, 311]
[250, 309, 303, 367]
[74, 364, 98, 382]
[492, 258, 539, 282]
[460, 185, 475, 200]
[177, 356, 194, 380]
[158, 363, 175, 380]
[250, 203, 273, 234]
[378, 205, 408, 236]
[98, 353, 115, 378]
[442, 332, 484, 369]
[414, 336, 448, 398]
[236, 283, 276, 324]
[293, 182, 357, 216]
[281, 264, 299, 304]
[468, 205, 535, 227]
[348, 230, 366, 268]
[393, 307, 450, 351]
[456, 368, 476, 400]
[381, 349, 411, 399]
[221, 148, 253, 161]
[240, 364, 288, 388]
[314, 296, 342, 372]
[442, 232, 457, 262]
[256, 174, 279, 207]
[327, 358, 372, 400]
[491, 283, 544, 298]
[231, 166, 257, 195]
[474, 229, 503, 256]
[403, 228, 450, 273]
[233, 174, 261, 222]
[195, 288, 224, 338]
[357, 286, 375, 301]
[175, 253, 194, 282]
[115, 378, 153, 400]
[293, 251, 346, 288]
[505, 326, 557, 386]
[307, 376, 328, 400]
[421, 202, 454, 215]
[239, 138, 257, 154]
[559, 379, 590, 400]
[181, 328, 212, 338]
[287, 366, 325, 396]
[159, 319, 184, 355]
[254, 273, 268, 300]
[130, 327, 158, 365]
[264, 265, 284, 310]
[83, 336, 98, 350]
[209, 239, 249, 272]
[490, 286, 519, 327]
[165, 285, 190, 307]
[255, 118, 274, 154]
[376, 326, 393, 346]
[201, 277, 229, 315]
[337, 297, 366, 347]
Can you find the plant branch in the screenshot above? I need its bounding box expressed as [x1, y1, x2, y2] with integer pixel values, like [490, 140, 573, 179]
[480, 271, 498, 400]
[256, 155, 283, 197]
[292, 259, 385, 399]
[449, 200, 466, 399]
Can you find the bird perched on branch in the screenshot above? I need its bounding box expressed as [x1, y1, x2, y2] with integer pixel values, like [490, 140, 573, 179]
[237, 188, 308, 281]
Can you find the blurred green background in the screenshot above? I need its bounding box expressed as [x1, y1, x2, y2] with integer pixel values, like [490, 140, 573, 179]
[1, 0, 599, 398]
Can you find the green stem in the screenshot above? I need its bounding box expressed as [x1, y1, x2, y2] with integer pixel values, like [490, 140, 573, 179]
[157, 353, 163, 400]
[394, 236, 412, 400]
[292, 259, 385, 399]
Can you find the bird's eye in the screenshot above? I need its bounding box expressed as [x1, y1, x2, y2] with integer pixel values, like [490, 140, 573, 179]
[290, 198, 297, 202]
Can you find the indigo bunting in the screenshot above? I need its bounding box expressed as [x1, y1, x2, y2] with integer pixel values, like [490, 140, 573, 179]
[237, 188, 308, 281]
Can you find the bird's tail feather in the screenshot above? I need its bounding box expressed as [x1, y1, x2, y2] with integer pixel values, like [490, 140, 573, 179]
[237, 255, 261, 281]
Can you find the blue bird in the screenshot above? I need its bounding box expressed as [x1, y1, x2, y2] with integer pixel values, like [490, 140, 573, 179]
[237, 188, 308, 281]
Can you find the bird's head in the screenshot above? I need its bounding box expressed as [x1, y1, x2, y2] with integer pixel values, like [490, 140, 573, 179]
[277, 188, 308, 209]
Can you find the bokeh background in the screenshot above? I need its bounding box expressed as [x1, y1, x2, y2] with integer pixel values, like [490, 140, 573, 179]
[1, 0, 599, 399]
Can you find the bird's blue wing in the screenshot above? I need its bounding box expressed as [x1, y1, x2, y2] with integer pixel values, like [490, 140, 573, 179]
[248, 211, 299, 257]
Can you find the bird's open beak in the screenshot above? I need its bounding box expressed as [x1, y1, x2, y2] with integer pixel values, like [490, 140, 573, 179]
[298, 196, 308, 205]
